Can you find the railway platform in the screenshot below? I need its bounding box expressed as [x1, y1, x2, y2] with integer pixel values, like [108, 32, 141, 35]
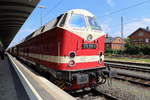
[0, 54, 75, 100]
[1, 54, 75, 100]
[0, 56, 23, 100]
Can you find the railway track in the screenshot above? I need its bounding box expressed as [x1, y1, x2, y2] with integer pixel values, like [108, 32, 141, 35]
[71, 89, 119, 100]
[105, 60, 150, 67]
[105, 60, 150, 73]
[90, 89, 119, 100]
[114, 70, 150, 87]
[105, 60, 150, 87]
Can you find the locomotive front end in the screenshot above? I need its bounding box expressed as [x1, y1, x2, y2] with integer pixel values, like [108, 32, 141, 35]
[9, 8, 114, 91]
[56, 9, 112, 90]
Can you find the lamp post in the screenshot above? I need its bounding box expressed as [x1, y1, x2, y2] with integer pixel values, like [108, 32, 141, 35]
[38, 6, 45, 26]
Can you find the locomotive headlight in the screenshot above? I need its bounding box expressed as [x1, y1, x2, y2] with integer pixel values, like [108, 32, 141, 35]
[68, 60, 75, 67]
[68, 52, 76, 58]
[87, 34, 93, 41]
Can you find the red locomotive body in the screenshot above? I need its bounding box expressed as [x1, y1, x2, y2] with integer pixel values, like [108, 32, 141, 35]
[10, 9, 110, 90]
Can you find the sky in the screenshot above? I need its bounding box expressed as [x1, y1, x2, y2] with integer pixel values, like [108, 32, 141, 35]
[9, 0, 150, 47]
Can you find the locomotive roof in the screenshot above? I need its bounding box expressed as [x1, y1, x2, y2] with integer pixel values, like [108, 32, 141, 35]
[23, 9, 95, 42]
[67, 9, 94, 17]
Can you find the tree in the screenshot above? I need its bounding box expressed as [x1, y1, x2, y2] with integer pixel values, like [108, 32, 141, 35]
[124, 38, 131, 49]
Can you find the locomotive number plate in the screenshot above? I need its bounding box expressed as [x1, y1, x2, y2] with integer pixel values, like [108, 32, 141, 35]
[82, 44, 96, 49]
[77, 74, 89, 85]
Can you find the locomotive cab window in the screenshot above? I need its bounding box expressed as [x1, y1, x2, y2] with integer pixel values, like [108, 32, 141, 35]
[69, 14, 86, 28]
[87, 16, 101, 31]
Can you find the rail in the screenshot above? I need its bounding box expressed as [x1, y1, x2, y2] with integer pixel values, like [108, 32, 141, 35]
[105, 61, 150, 72]
[105, 60, 150, 87]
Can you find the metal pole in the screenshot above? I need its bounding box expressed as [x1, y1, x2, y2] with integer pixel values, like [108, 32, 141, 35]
[121, 16, 123, 39]
[121, 16, 124, 50]
[38, 6, 45, 26]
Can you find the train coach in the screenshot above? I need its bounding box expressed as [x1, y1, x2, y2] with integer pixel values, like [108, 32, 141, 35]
[10, 9, 112, 90]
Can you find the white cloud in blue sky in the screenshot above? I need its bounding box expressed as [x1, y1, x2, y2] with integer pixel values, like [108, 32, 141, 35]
[106, 0, 114, 7]
[113, 17, 150, 37]
[143, 18, 150, 22]
[101, 24, 111, 34]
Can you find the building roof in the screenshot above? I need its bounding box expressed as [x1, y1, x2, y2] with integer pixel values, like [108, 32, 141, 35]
[105, 37, 117, 43]
[128, 27, 150, 37]
[105, 37, 124, 43]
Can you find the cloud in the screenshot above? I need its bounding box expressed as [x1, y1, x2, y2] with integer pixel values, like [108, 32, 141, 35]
[100, 23, 111, 34]
[143, 18, 150, 22]
[113, 18, 150, 37]
[106, 0, 114, 7]
[99, 17, 113, 34]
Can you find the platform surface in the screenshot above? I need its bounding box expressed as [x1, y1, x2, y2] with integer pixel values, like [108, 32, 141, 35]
[0, 56, 18, 100]
[0, 55, 75, 100]
[7, 54, 76, 100]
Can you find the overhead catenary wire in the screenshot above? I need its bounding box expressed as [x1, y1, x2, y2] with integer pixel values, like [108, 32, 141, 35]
[17, 0, 150, 43]
[47, 0, 64, 14]
[99, 0, 150, 18]
[101, 0, 150, 37]
[24, 0, 65, 34]
[107, 16, 150, 29]
[44, 0, 65, 21]
[42, 0, 150, 28]
[105, 17, 150, 37]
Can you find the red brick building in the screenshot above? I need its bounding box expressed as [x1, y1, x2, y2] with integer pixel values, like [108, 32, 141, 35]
[128, 27, 150, 46]
[105, 36, 124, 50]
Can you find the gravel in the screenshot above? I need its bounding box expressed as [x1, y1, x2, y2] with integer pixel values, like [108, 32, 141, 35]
[97, 79, 150, 100]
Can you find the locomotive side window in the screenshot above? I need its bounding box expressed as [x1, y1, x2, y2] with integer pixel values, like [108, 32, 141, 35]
[87, 16, 101, 31]
[59, 13, 67, 27]
[69, 14, 86, 28]
[54, 14, 63, 27]
[41, 26, 45, 32]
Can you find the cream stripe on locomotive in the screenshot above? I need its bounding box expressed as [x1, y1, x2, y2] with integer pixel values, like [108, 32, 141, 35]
[21, 52, 104, 63]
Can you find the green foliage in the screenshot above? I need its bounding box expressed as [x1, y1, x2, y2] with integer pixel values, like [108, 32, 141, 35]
[105, 48, 123, 55]
[105, 38, 150, 55]
[105, 48, 113, 53]
[124, 38, 131, 49]
[124, 38, 150, 55]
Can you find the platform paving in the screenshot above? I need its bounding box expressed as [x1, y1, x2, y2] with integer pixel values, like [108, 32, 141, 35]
[0, 56, 18, 100]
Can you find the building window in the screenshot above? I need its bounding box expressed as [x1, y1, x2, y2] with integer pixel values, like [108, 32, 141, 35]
[145, 38, 149, 43]
[138, 32, 144, 36]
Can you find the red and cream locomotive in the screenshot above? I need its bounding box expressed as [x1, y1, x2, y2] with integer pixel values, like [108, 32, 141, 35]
[10, 9, 111, 90]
